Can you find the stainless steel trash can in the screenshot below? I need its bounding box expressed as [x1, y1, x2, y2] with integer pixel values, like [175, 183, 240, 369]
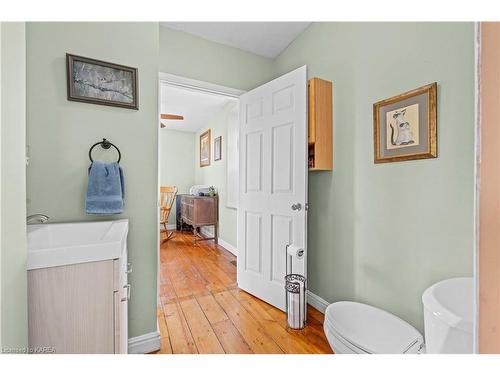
[285, 273, 306, 329]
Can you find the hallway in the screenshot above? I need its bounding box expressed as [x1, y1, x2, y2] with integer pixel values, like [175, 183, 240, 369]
[156, 232, 333, 354]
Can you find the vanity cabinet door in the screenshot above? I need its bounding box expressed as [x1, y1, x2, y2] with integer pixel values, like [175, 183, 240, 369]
[28, 260, 115, 353]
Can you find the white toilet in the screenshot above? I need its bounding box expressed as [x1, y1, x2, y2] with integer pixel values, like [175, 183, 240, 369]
[324, 301, 424, 354]
[323, 277, 473, 354]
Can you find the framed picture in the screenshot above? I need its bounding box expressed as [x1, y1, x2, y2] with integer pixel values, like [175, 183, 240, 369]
[66, 53, 138, 110]
[200, 129, 211, 167]
[214, 136, 222, 161]
[373, 82, 437, 163]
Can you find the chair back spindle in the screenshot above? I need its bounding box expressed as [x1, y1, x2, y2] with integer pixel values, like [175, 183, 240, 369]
[160, 185, 177, 242]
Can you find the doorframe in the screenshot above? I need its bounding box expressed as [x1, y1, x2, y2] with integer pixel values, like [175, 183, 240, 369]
[159, 72, 245, 98]
[473, 21, 480, 355]
[476, 22, 500, 354]
[156, 71, 245, 316]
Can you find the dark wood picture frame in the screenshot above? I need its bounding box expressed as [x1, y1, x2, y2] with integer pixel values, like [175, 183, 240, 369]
[373, 82, 437, 163]
[200, 129, 211, 167]
[214, 136, 222, 161]
[66, 53, 138, 110]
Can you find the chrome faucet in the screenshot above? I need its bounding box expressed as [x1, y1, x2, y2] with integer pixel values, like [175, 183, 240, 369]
[27, 214, 50, 224]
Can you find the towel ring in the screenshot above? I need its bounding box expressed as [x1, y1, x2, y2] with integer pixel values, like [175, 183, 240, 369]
[89, 138, 121, 163]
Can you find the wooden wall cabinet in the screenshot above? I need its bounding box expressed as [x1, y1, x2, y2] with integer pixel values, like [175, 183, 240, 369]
[308, 77, 333, 171]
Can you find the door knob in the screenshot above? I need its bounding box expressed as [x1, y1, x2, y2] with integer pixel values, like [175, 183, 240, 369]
[291, 203, 302, 211]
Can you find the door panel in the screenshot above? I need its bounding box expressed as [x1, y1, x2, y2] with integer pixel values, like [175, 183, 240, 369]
[272, 122, 294, 194]
[245, 131, 264, 193]
[238, 66, 307, 310]
[245, 211, 263, 275]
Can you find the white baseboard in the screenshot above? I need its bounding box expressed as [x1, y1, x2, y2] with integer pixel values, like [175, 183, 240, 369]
[217, 237, 237, 256]
[307, 291, 330, 314]
[200, 227, 213, 238]
[128, 331, 160, 354]
[159, 224, 176, 232]
[200, 227, 237, 257]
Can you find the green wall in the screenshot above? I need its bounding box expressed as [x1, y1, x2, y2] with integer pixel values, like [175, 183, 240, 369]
[274, 22, 475, 331]
[195, 101, 238, 248]
[1, 22, 28, 350]
[159, 129, 195, 225]
[159, 26, 275, 91]
[26, 22, 159, 339]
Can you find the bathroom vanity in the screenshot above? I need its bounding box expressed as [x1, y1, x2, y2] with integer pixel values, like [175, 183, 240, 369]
[27, 220, 129, 354]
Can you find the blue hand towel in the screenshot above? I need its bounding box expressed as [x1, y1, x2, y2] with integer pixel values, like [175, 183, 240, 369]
[86, 161, 125, 214]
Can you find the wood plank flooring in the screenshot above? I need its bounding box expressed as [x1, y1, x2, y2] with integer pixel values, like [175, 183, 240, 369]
[155, 231, 333, 354]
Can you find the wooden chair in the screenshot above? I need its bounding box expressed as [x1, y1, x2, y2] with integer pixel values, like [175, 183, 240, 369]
[160, 185, 178, 243]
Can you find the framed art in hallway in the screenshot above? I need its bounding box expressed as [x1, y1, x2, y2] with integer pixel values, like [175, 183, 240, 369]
[373, 82, 437, 163]
[214, 136, 222, 161]
[66, 53, 138, 109]
[200, 129, 211, 167]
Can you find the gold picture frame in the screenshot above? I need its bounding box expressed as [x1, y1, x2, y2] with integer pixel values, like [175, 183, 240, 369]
[373, 82, 437, 163]
[199, 129, 211, 167]
[214, 136, 222, 161]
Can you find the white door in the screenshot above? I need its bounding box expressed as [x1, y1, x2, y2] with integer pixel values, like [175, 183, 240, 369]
[237, 66, 308, 310]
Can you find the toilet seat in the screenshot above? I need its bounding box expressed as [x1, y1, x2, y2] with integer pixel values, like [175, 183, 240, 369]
[324, 323, 370, 354]
[324, 301, 424, 354]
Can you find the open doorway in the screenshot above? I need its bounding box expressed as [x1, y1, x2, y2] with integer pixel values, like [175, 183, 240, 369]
[155, 72, 330, 354]
[158, 75, 240, 251]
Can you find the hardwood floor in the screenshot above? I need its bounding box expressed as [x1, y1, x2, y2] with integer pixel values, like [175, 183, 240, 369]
[155, 231, 333, 354]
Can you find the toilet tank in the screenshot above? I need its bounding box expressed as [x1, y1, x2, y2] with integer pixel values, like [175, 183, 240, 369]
[422, 277, 473, 354]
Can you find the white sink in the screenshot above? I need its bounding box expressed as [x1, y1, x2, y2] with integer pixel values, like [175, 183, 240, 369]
[422, 277, 474, 353]
[27, 219, 128, 270]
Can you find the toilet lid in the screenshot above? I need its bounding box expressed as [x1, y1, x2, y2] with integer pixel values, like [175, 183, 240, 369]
[324, 301, 424, 354]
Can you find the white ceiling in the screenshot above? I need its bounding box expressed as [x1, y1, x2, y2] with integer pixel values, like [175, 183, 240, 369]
[160, 84, 236, 133]
[160, 22, 311, 59]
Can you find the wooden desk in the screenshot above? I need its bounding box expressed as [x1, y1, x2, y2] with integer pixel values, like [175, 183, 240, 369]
[180, 195, 218, 244]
